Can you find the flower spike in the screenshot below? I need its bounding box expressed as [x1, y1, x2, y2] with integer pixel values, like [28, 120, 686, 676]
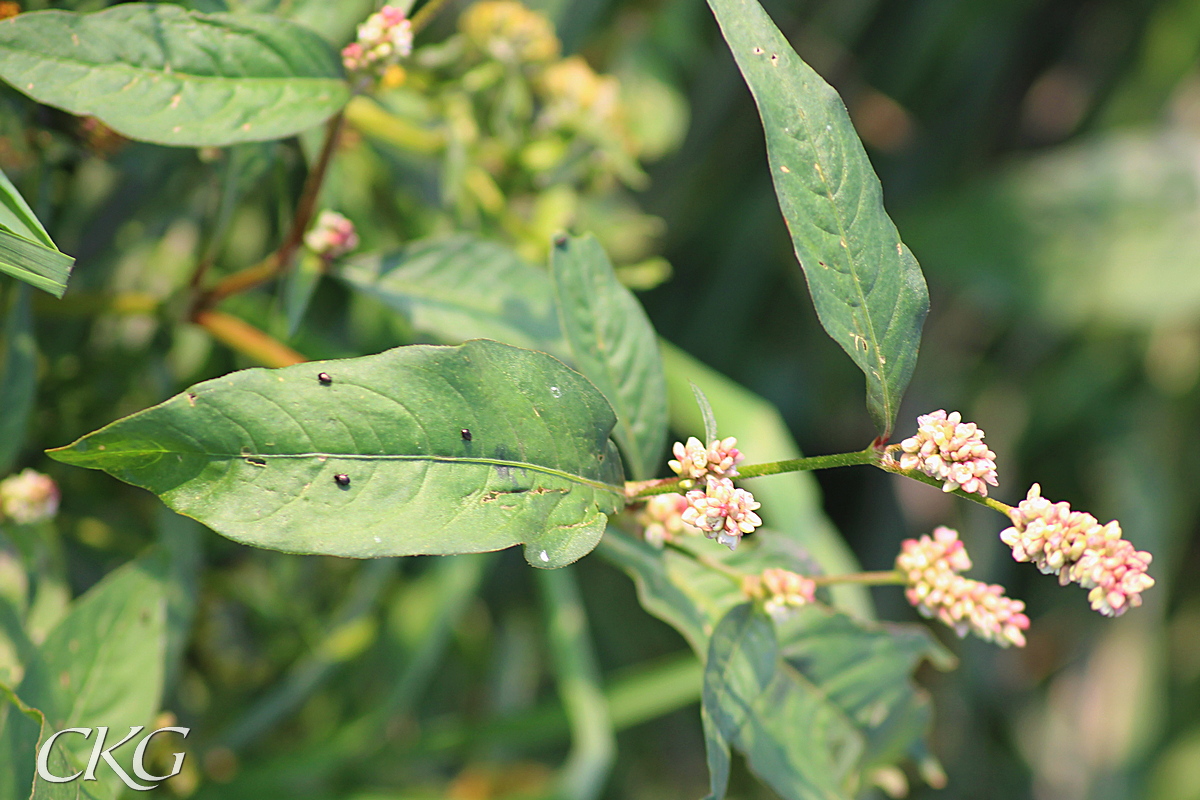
[898, 410, 998, 497]
[1000, 484, 1154, 617]
[896, 526, 1029, 648]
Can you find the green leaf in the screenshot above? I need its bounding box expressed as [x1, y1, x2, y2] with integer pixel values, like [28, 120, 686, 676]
[706, 0, 928, 438]
[13, 556, 167, 800]
[0, 5, 350, 147]
[0, 286, 36, 471]
[0, 684, 99, 800]
[552, 234, 668, 480]
[0, 230, 73, 299]
[0, 167, 53, 250]
[338, 235, 565, 353]
[702, 604, 859, 800]
[776, 608, 953, 772]
[49, 340, 626, 568]
[599, 529, 950, 797]
[691, 383, 719, 446]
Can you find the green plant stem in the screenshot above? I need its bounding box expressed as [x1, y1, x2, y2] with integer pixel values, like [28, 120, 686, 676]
[666, 541, 745, 584]
[196, 110, 345, 310]
[625, 443, 1016, 520]
[874, 450, 1014, 516]
[626, 445, 878, 499]
[810, 570, 906, 587]
[537, 566, 616, 800]
[411, 0, 454, 34]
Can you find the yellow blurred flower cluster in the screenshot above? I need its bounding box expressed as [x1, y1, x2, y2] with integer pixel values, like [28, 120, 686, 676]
[341, 0, 684, 279]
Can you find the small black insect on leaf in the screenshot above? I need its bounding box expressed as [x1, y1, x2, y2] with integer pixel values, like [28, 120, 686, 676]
[461, 428, 472, 442]
[334, 473, 350, 487]
[318, 372, 333, 385]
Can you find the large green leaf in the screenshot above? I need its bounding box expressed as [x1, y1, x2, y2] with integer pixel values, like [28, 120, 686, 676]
[49, 340, 626, 568]
[0, 286, 36, 471]
[707, 0, 928, 438]
[552, 234, 668, 480]
[776, 608, 953, 773]
[10, 557, 167, 800]
[599, 528, 950, 797]
[702, 604, 858, 800]
[0, 5, 350, 147]
[338, 235, 565, 353]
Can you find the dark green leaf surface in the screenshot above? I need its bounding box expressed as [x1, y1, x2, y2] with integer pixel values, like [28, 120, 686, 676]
[703, 604, 858, 800]
[0, 286, 36, 471]
[707, 0, 928, 437]
[552, 234, 668, 480]
[0, 6, 349, 147]
[777, 608, 953, 771]
[13, 557, 166, 800]
[49, 340, 626, 567]
[338, 235, 565, 353]
[599, 529, 950, 796]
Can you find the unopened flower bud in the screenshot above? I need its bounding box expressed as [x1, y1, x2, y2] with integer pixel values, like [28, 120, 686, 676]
[1001, 484, 1154, 617]
[304, 210, 359, 258]
[668, 436, 743, 485]
[898, 410, 999, 497]
[896, 526, 1029, 647]
[760, 568, 816, 620]
[342, 5, 413, 78]
[680, 476, 761, 551]
[0, 469, 60, 525]
[633, 493, 700, 548]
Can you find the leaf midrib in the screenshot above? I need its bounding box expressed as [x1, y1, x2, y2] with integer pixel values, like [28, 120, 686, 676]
[782, 64, 890, 422]
[68, 447, 624, 495]
[0, 51, 345, 86]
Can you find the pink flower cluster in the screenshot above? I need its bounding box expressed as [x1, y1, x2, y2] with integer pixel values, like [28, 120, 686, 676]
[0, 469, 60, 525]
[760, 568, 816, 620]
[1000, 484, 1154, 617]
[896, 526, 1030, 648]
[634, 493, 700, 548]
[898, 410, 998, 497]
[668, 436, 742, 486]
[342, 6, 413, 76]
[304, 210, 359, 259]
[681, 477, 761, 551]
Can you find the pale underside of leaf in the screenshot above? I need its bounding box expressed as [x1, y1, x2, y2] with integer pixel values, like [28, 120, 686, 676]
[0, 6, 350, 146]
[49, 341, 625, 568]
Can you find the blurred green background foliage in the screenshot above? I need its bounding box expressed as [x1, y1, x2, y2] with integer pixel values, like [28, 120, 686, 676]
[1, 0, 1198, 797]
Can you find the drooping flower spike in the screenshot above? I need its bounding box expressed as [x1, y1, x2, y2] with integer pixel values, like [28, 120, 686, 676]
[898, 410, 998, 498]
[896, 526, 1029, 648]
[1001, 484, 1154, 617]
